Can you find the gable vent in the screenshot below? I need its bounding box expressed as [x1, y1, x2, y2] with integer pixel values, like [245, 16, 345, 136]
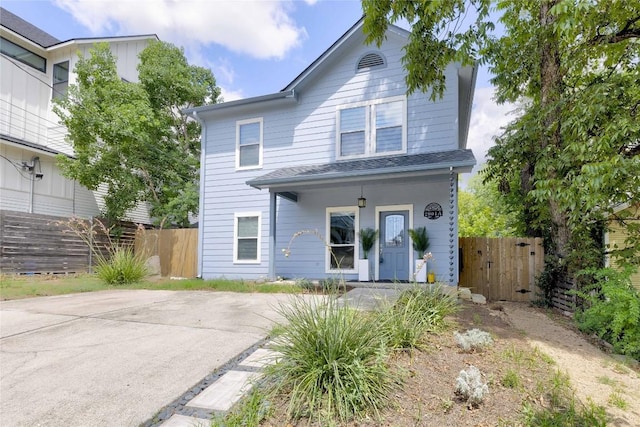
[357, 52, 385, 71]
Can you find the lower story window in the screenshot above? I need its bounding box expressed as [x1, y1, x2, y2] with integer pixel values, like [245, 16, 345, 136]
[327, 207, 358, 272]
[234, 212, 261, 263]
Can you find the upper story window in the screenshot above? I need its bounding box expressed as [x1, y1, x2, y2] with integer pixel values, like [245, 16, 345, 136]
[53, 61, 69, 100]
[0, 37, 46, 72]
[236, 118, 263, 170]
[336, 96, 406, 159]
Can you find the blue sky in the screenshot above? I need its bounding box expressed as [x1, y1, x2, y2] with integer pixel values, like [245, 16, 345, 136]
[2, 0, 515, 174]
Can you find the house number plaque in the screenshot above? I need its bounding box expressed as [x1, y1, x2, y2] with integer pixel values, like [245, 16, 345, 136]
[423, 202, 443, 220]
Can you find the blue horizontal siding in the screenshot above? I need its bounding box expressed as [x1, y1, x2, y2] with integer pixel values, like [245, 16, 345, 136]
[199, 27, 462, 281]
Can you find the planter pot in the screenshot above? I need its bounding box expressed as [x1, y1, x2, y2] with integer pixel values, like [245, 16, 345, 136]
[358, 259, 370, 282]
[414, 259, 427, 283]
[427, 271, 436, 284]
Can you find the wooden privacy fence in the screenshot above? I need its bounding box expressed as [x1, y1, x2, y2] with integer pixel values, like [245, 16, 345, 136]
[135, 229, 198, 278]
[459, 237, 545, 302]
[0, 210, 138, 274]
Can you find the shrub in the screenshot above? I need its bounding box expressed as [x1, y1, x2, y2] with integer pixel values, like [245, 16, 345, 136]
[455, 329, 494, 352]
[95, 247, 147, 285]
[574, 268, 640, 361]
[267, 296, 394, 423]
[380, 285, 458, 350]
[455, 365, 488, 407]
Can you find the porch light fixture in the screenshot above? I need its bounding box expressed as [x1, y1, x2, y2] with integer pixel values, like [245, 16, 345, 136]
[357, 186, 366, 208]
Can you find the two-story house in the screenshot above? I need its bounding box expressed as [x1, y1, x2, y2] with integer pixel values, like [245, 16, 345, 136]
[0, 7, 156, 222]
[187, 18, 476, 285]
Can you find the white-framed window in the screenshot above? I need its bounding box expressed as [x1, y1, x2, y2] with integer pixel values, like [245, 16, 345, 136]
[236, 118, 263, 170]
[233, 212, 261, 263]
[336, 96, 406, 159]
[326, 206, 359, 273]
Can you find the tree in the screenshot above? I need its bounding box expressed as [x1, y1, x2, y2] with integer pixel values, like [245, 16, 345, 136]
[458, 172, 518, 237]
[362, 0, 640, 298]
[54, 41, 220, 227]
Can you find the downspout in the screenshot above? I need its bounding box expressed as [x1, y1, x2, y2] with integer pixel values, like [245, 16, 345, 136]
[192, 111, 207, 279]
[28, 170, 34, 213]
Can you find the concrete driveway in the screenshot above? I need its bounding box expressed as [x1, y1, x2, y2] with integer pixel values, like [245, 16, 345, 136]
[0, 290, 297, 426]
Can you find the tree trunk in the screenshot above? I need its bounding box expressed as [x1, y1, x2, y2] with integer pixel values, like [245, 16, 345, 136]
[539, 1, 571, 278]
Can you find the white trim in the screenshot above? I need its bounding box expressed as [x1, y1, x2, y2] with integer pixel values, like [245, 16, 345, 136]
[325, 206, 359, 274]
[235, 117, 263, 170]
[374, 204, 413, 281]
[336, 95, 407, 160]
[233, 211, 262, 264]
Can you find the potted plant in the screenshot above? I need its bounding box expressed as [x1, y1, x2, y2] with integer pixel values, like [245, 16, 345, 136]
[358, 227, 378, 281]
[408, 226, 430, 283]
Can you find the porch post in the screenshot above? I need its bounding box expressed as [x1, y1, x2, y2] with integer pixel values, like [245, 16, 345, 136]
[268, 190, 277, 280]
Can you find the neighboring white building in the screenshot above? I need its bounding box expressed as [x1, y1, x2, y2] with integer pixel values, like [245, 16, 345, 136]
[0, 7, 156, 222]
[188, 18, 476, 284]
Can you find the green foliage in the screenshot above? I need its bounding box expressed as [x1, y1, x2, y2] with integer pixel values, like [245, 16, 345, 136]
[54, 41, 220, 226]
[267, 296, 394, 423]
[408, 227, 430, 258]
[362, 0, 640, 299]
[362, 0, 493, 99]
[379, 285, 458, 350]
[574, 268, 640, 361]
[459, 172, 518, 237]
[358, 228, 379, 259]
[95, 247, 147, 285]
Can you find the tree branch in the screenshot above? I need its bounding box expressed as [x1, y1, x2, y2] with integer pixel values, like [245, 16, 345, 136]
[590, 16, 640, 45]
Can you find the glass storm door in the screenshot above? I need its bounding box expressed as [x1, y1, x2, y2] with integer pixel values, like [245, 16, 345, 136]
[379, 211, 409, 281]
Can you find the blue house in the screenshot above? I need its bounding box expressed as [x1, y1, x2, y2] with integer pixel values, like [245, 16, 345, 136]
[187, 18, 476, 285]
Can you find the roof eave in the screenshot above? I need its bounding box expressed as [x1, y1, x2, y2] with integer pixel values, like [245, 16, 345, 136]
[247, 160, 476, 190]
[47, 34, 159, 50]
[183, 90, 297, 116]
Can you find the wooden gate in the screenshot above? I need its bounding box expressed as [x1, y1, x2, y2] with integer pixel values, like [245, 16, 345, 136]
[459, 237, 544, 302]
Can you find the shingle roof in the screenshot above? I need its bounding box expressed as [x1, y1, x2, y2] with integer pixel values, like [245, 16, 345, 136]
[0, 7, 60, 48]
[247, 149, 476, 189]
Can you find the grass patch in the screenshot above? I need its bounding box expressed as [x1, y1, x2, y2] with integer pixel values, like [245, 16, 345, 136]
[211, 387, 272, 427]
[607, 392, 628, 410]
[501, 369, 522, 389]
[597, 376, 618, 387]
[0, 274, 301, 300]
[522, 370, 607, 426]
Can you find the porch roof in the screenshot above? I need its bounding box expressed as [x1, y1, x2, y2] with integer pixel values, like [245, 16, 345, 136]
[247, 149, 476, 190]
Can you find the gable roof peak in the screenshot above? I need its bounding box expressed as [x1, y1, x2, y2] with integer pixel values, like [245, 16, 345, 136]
[281, 15, 409, 92]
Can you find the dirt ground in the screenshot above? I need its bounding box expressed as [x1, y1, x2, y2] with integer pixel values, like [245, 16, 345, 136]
[265, 301, 640, 426]
[501, 302, 640, 426]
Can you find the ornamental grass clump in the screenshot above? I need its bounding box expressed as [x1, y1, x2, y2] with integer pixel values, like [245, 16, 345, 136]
[266, 295, 395, 423]
[455, 328, 494, 352]
[95, 246, 147, 285]
[380, 285, 458, 350]
[59, 216, 148, 285]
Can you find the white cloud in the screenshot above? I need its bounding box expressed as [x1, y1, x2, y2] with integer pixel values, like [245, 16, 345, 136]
[54, 0, 308, 59]
[219, 86, 244, 103]
[467, 87, 517, 168]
